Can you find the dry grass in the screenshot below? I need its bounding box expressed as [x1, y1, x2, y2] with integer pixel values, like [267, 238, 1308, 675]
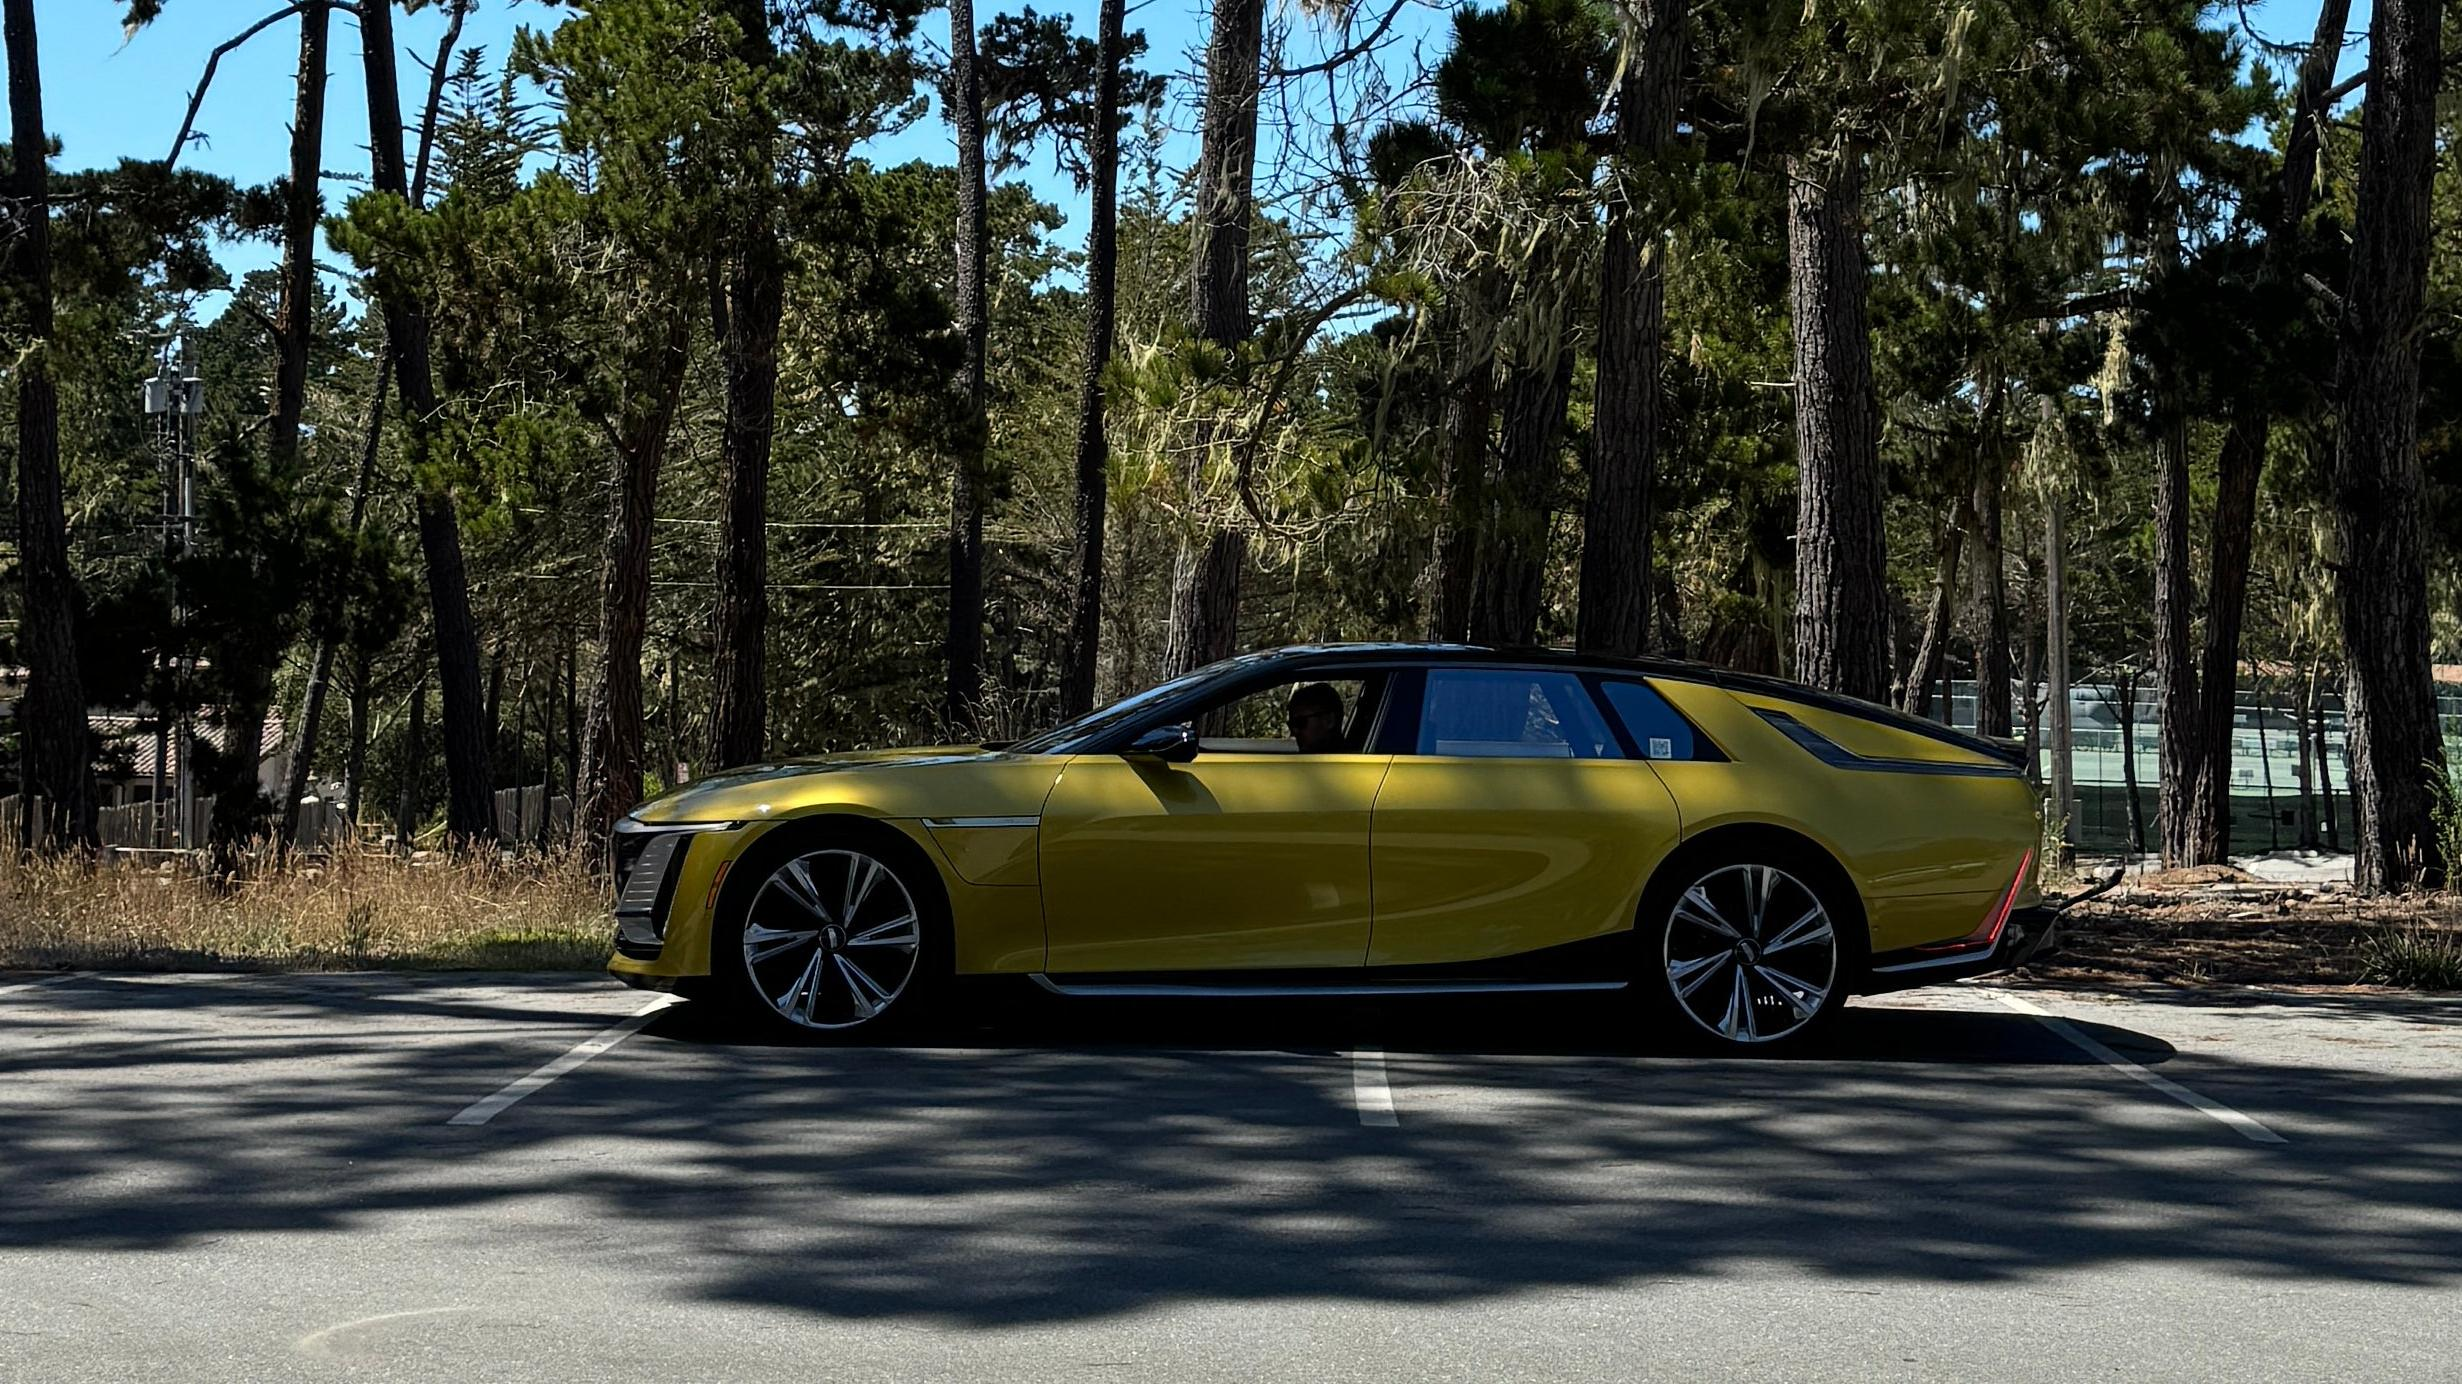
[0, 846, 611, 973]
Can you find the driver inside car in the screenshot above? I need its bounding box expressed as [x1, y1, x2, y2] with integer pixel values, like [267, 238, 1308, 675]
[1285, 682, 1347, 753]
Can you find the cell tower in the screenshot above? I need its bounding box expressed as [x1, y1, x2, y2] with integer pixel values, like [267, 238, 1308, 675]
[141, 335, 203, 848]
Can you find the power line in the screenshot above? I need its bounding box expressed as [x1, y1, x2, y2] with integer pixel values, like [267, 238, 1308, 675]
[514, 507, 944, 530]
[512, 574, 945, 592]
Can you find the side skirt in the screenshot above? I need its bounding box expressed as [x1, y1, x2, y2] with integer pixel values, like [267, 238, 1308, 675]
[1029, 931, 1638, 999]
[1030, 975, 1630, 999]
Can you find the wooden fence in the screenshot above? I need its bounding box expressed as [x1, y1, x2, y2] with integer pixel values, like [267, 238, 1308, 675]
[1, 794, 353, 854]
[493, 787, 573, 845]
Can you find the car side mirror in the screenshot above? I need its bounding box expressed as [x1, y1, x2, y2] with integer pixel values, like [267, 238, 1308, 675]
[1125, 723, 1199, 764]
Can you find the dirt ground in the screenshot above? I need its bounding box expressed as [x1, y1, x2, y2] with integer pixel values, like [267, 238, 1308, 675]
[2018, 865, 2462, 992]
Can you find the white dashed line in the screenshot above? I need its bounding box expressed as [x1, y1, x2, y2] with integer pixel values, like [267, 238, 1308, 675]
[0, 974, 78, 998]
[446, 997, 676, 1127]
[1350, 1047, 1399, 1127]
[1989, 990, 2287, 1145]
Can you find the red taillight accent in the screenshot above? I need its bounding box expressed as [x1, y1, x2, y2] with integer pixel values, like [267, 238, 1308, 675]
[1917, 849, 2033, 954]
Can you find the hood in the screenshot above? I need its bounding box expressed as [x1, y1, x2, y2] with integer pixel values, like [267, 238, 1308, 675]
[624, 746, 1033, 825]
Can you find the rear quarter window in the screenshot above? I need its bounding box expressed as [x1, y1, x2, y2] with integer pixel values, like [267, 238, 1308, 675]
[1600, 679, 1708, 760]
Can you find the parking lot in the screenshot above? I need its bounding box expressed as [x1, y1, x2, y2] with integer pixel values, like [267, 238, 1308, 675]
[3, 971, 2459, 1382]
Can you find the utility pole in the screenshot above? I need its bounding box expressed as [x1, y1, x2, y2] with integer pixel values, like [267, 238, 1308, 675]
[142, 335, 203, 850]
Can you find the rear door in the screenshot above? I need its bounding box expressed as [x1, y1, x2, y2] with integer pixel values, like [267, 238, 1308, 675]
[1367, 666, 1683, 968]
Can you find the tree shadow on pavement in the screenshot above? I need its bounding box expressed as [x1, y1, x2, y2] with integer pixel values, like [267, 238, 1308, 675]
[2, 975, 2458, 1327]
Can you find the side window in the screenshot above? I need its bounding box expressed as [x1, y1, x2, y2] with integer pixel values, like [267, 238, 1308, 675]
[1601, 679, 1701, 760]
[1190, 676, 1377, 754]
[1415, 670, 1620, 759]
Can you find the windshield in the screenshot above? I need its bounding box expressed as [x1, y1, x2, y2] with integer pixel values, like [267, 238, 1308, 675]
[1008, 651, 1278, 753]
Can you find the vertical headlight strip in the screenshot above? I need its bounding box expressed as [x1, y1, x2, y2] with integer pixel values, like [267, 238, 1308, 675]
[610, 821, 743, 946]
[613, 832, 686, 935]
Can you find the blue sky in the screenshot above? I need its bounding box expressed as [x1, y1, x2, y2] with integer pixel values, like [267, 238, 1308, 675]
[32, 0, 2363, 305]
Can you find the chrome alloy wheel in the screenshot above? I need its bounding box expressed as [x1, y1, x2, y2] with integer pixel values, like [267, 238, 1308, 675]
[740, 848, 923, 1031]
[1661, 863, 1839, 1045]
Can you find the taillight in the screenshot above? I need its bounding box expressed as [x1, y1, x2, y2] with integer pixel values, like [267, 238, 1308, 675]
[1917, 849, 2033, 954]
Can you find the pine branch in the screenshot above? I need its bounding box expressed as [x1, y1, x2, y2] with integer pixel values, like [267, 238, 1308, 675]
[1266, 0, 1412, 80]
[163, 2, 360, 171]
[410, 0, 474, 206]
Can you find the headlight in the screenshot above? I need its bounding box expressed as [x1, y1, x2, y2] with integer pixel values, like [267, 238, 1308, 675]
[610, 820, 744, 939]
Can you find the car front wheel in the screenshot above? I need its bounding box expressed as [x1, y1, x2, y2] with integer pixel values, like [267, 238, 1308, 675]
[716, 836, 938, 1037]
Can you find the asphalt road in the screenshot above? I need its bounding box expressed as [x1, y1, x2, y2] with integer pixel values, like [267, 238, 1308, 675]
[3, 970, 2459, 1382]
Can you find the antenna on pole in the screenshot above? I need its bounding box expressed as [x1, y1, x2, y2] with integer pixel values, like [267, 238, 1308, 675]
[142, 333, 204, 850]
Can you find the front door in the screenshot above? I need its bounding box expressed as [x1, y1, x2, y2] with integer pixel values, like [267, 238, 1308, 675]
[1039, 674, 1393, 973]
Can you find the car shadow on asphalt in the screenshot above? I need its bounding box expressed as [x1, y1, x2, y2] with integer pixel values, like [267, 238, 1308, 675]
[640, 985, 2153, 1067]
[5, 973, 2460, 1324]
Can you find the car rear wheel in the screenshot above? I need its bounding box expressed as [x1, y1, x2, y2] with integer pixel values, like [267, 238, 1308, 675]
[1646, 857, 1846, 1050]
[716, 835, 940, 1037]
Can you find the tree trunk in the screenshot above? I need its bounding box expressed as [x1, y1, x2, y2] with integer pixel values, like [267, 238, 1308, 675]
[282, 316, 383, 853]
[2293, 663, 2317, 850]
[1059, 0, 1129, 720]
[1902, 505, 1965, 718]
[2019, 556, 2044, 791]
[1970, 442, 2011, 736]
[534, 655, 554, 851]
[506, 669, 527, 847]
[342, 644, 371, 825]
[1470, 352, 1571, 645]
[1165, 530, 1248, 675]
[358, 0, 493, 847]
[483, 643, 504, 751]
[1784, 149, 1888, 702]
[2187, 0, 2352, 862]
[4, 0, 97, 851]
[396, 674, 425, 856]
[578, 311, 692, 847]
[563, 639, 578, 804]
[2114, 668, 2145, 855]
[2330, 0, 2446, 892]
[2255, 676, 2278, 852]
[1164, 0, 1266, 675]
[709, 0, 782, 768]
[706, 253, 779, 768]
[267, 1, 326, 468]
[1577, 0, 1686, 657]
[2153, 390, 2199, 867]
[1428, 339, 1492, 643]
[2044, 493, 2073, 864]
[945, 0, 990, 729]
[291, 0, 449, 844]
[209, 689, 272, 865]
[662, 657, 681, 785]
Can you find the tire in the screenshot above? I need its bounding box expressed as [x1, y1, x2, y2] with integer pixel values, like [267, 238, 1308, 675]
[1638, 843, 1855, 1052]
[711, 821, 949, 1039]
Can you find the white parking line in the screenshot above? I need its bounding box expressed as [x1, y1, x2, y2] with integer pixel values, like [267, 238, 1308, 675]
[1989, 990, 2287, 1145]
[1350, 1047, 1399, 1127]
[0, 974, 78, 998]
[447, 997, 676, 1127]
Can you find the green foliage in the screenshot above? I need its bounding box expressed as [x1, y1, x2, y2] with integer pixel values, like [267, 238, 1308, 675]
[2356, 923, 2462, 990]
[978, 8, 1164, 183]
[14, 0, 2459, 843]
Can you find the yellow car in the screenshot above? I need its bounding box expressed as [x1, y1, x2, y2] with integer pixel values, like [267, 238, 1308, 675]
[609, 644, 2051, 1051]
